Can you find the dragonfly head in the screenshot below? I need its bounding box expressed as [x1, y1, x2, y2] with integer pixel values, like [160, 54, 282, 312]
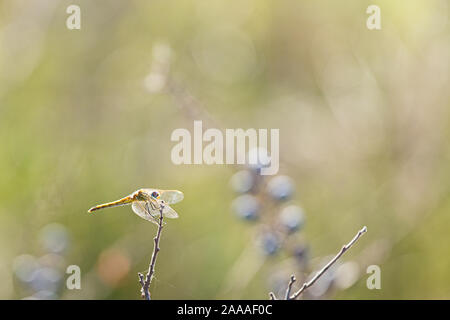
[150, 191, 160, 199]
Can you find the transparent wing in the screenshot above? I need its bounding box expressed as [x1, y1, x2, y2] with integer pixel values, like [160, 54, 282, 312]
[141, 188, 183, 204]
[132, 201, 159, 225]
[131, 200, 179, 223]
[159, 190, 184, 204]
[161, 204, 179, 219]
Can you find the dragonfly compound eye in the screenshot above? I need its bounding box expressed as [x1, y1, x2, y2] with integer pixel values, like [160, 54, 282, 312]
[151, 191, 160, 199]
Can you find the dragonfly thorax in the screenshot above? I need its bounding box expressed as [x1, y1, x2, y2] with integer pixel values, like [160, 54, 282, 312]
[132, 189, 160, 201]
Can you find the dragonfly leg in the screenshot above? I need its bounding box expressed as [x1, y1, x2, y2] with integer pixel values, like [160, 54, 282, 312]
[145, 202, 160, 223]
[145, 201, 167, 225]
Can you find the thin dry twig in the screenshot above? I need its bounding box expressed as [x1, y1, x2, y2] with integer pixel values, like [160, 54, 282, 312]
[270, 226, 367, 300]
[285, 275, 296, 300]
[139, 203, 165, 300]
[290, 226, 367, 300]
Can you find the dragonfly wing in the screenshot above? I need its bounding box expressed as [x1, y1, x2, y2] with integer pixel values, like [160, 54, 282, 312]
[160, 190, 184, 204]
[162, 205, 179, 219]
[131, 200, 179, 221]
[140, 188, 184, 205]
[131, 201, 159, 225]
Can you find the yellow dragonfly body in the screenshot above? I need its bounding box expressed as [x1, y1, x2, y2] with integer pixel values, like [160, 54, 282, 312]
[88, 189, 184, 224]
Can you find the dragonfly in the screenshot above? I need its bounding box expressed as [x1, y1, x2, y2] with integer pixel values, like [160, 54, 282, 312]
[88, 188, 184, 225]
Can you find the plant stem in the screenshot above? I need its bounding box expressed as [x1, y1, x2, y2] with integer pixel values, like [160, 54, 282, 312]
[139, 203, 165, 300]
[289, 226, 367, 300]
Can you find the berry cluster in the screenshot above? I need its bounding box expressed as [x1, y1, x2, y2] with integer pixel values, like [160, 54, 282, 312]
[12, 223, 71, 299]
[230, 148, 360, 299]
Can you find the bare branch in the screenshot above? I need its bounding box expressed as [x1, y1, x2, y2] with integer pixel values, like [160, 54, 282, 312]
[285, 275, 296, 300]
[140, 203, 165, 300]
[288, 226, 367, 300]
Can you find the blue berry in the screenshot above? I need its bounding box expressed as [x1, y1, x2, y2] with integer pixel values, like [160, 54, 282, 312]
[231, 195, 260, 221]
[39, 223, 70, 254]
[247, 147, 271, 170]
[259, 232, 281, 256]
[279, 205, 305, 233]
[267, 176, 294, 201]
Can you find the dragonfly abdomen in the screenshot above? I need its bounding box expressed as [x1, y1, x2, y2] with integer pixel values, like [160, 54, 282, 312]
[88, 196, 133, 213]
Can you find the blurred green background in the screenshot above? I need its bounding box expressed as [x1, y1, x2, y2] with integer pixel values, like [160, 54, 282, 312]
[0, 0, 449, 299]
